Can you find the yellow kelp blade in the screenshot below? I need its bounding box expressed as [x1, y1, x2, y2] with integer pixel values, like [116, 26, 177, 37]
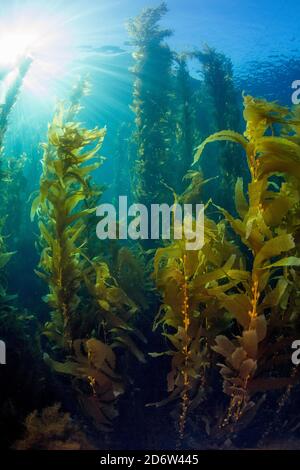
[235, 177, 248, 219]
[193, 130, 248, 165]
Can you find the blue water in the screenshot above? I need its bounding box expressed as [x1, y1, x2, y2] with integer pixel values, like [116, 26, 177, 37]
[1, 0, 299, 143]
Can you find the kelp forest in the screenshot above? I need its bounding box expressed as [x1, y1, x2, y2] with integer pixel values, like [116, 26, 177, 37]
[1, 2, 300, 451]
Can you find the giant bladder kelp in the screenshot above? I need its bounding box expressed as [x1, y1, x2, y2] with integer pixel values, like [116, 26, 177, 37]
[197, 96, 300, 432]
[127, 5, 208, 207]
[194, 46, 244, 210]
[0, 56, 31, 255]
[127, 2, 175, 206]
[173, 54, 204, 194]
[27, 84, 300, 447]
[0, 55, 50, 448]
[31, 86, 106, 345]
[32, 82, 145, 432]
[151, 94, 300, 446]
[151, 216, 241, 439]
[0, 56, 32, 150]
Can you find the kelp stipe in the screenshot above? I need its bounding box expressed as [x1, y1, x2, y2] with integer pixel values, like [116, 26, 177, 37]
[194, 95, 300, 427]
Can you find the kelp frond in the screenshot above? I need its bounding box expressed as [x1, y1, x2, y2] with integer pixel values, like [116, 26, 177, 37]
[192, 94, 300, 426]
[32, 82, 145, 431]
[151, 216, 241, 437]
[33, 99, 106, 345]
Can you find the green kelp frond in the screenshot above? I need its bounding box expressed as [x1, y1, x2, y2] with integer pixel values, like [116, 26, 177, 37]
[84, 259, 146, 363]
[192, 94, 300, 427]
[33, 83, 146, 432]
[127, 2, 172, 46]
[115, 246, 149, 310]
[151, 216, 241, 438]
[193, 130, 248, 166]
[151, 94, 300, 440]
[32, 100, 106, 345]
[242, 95, 290, 140]
[194, 95, 300, 182]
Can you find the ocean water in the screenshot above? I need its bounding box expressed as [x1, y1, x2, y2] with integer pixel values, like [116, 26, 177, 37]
[1, 0, 300, 453]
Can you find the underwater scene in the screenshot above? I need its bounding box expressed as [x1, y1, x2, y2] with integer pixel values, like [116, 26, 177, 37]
[2, 0, 300, 455]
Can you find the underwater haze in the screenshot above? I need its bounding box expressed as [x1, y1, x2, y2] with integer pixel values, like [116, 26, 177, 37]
[1, 0, 300, 453]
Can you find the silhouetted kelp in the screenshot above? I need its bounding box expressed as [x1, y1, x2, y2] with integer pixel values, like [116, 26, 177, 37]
[194, 45, 245, 210]
[127, 2, 174, 206]
[173, 53, 198, 191]
[0, 56, 32, 150]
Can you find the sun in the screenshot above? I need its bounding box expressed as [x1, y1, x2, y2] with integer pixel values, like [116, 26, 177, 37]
[0, 31, 39, 67]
